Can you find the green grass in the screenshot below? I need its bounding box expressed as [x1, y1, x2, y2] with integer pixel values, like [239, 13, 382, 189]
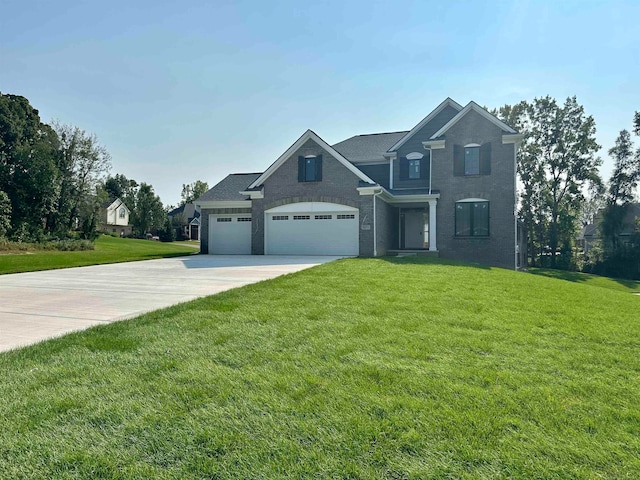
[1, 257, 639, 479]
[529, 267, 640, 294]
[0, 235, 197, 274]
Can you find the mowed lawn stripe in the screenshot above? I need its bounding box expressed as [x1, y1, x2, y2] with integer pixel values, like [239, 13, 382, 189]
[0, 257, 638, 479]
[0, 235, 197, 275]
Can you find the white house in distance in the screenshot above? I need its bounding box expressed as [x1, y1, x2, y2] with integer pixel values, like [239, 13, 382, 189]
[99, 197, 132, 236]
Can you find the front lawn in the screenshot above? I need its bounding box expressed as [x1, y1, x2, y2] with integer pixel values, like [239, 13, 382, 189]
[1, 257, 638, 478]
[0, 235, 197, 275]
[529, 267, 640, 294]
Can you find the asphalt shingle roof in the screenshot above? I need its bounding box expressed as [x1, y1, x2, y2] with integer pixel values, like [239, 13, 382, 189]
[332, 131, 409, 163]
[196, 173, 262, 202]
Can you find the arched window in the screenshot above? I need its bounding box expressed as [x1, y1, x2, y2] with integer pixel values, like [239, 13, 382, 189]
[406, 152, 424, 180]
[119, 207, 126, 218]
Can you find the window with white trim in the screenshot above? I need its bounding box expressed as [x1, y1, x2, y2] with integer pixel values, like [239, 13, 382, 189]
[337, 214, 355, 220]
[217, 217, 232, 222]
[293, 215, 310, 220]
[119, 207, 126, 218]
[314, 215, 332, 220]
[237, 217, 252, 222]
[272, 215, 289, 221]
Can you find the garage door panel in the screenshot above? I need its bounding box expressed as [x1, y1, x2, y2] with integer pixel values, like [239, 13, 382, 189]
[209, 215, 252, 254]
[266, 211, 358, 256]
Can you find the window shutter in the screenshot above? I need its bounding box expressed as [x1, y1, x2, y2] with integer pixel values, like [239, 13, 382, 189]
[480, 143, 491, 175]
[453, 145, 464, 176]
[399, 157, 409, 181]
[420, 158, 428, 180]
[315, 155, 322, 181]
[298, 156, 305, 182]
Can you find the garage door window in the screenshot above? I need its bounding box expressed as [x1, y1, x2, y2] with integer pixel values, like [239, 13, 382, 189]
[337, 214, 355, 219]
[315, 215, 332, 220]
[217, 218, 232, 222]
[293, 215, 310, 220]
[237, 217, 252, 222]
[272, 216, 288, 221]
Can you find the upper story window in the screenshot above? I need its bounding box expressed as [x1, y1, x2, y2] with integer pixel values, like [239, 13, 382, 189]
[400, 152, 426, 181]
[464, 145, 480, 175]
[119, 207, 126, 218]
[298, 155, 323, 182]
[455, 199, 490, 237]
[454, 143, 491, 176]
[409, 159, 421, 179]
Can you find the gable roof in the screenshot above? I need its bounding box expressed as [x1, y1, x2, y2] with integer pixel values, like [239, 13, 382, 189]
[387, 98, 463, 152]
[168, 203, 200, 220]
[429, 101, 517, 139]
[332, 131, 408, 163]
[248, 129, 376, 189]
[197, 173, 262, 202]
[103, 197, 130, 212]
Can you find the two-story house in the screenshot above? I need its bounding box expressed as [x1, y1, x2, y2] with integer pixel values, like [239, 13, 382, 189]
[98, 197, 132, 237]
[196, 98, 524, 269]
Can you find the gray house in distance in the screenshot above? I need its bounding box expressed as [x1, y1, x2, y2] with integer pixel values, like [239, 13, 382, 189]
[196, 98, 524, 269]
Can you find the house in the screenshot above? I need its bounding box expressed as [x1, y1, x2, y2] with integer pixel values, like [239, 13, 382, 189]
[580, 203, 640, 252]
[196, 98, 524, 269]
[168, 203, 201, 240]
[98, 197, 132, 236]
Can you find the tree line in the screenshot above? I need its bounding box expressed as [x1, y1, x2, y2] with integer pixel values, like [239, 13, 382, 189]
[492, 96, 640, 278]
[0, 92, 200, 243]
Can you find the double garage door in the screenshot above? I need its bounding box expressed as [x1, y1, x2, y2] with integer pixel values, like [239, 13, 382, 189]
[209, 202, 359, 256]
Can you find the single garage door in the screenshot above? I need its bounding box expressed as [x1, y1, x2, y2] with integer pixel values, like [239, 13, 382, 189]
[209, 214, 252, 254]
[265, 202, 359, 256]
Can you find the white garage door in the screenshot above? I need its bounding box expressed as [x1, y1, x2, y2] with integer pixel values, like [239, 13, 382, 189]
[209, 214, 252, 254]
[265, 202, 359, 256]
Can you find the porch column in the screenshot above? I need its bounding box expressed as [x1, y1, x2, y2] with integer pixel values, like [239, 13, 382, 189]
[428, 200, 437, 251]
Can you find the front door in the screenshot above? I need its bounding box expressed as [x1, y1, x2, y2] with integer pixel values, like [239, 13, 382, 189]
[402, 210, 429, 249]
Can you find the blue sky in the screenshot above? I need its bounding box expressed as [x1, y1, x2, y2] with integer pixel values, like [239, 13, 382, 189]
[1, 0, 638, 206]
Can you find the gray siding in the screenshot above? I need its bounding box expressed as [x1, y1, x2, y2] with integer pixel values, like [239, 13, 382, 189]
[357, 163, 390, 189]
[431, 109, 516, 269]
[251, 138, 375, 256]
[393, 104, 459, 189]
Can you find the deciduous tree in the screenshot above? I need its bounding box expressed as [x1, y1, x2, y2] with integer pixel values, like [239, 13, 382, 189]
[494, 96, 602, 267]
[181, 180, 208, 205]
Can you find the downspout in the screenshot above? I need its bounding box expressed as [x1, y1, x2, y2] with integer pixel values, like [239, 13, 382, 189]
[513, 142, 518, 271]
[429, 148, 432, 195]
[373, 187, 383, 257]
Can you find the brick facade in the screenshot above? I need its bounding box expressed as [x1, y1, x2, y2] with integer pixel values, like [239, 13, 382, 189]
[431, 110, 516, 269]
[199, 100, 519, 269]
[250, 139, 375, 256]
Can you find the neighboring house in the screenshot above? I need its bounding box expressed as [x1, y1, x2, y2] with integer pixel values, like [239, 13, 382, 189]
[98, 197, 132, 236]
[196, 98, 524, 269]
[168, 203, 201, 240]
[580, 203, 640, 252]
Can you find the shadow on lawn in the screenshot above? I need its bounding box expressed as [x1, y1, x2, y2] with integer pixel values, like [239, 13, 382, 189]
[529, 268, 640, 292]
[379, 255, 492, 270]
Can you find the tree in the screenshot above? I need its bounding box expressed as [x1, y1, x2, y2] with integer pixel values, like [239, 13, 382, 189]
[181, 180, 208, 205]
[0, 190, 11, 238]
[131, 183, 166, 238]
[494, 96, 602, 267]
[48, 122, 111, 234]
[634, 111, 640, 136]
[103, 173, 138, 218]
[0, 93, 61, 239]
[601, 127, 640, 251]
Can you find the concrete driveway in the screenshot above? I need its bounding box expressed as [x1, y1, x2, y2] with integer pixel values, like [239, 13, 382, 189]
[0, 255, 341, 352]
